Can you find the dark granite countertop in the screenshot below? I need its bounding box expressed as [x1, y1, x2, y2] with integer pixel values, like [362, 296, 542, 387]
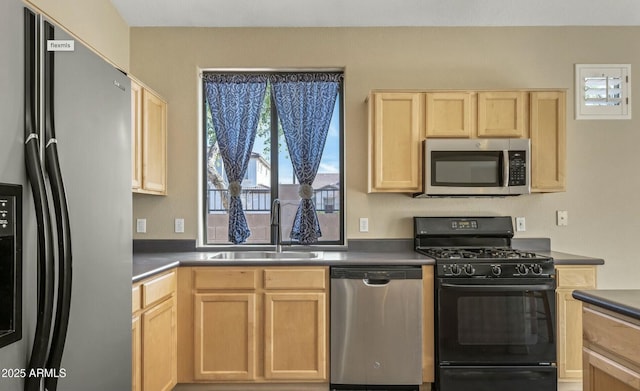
[534, 251, 604, 266]
[573, 290, 640, 321]
[132, 247, 604, 283]
[133, 250, 431, 283]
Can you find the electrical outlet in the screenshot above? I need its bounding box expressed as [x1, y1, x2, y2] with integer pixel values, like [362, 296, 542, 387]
[515, 217, 526, 232]
[359, 217, 369, 233]
[136, 218, 146, 233]
[175, 218, 185, 233]
[557, 210, 568, 226]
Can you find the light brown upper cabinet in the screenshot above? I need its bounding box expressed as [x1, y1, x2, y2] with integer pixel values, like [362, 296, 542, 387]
[477, 91, 527, 138]
[425, 92, 475, 138]
[368, 92, 423, 193]
[530, 91, 566, 192]
[368, 89, 566, 194]
[131, 79, 167, 195]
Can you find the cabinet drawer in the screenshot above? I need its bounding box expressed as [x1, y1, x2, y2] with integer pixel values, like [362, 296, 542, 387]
[583, 307, 640, 366]
[142, 270, 176, 308]
[194, 268, 258, 290]
[132, 284, 142, 313]
[264, 268, 327, 290]
[556, 266, 596, 288]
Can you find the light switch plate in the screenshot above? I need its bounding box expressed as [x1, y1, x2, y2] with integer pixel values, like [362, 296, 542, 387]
[359, 217, 369, 233]
[136, 218, 146, 233]
[175, 218, 185, 233]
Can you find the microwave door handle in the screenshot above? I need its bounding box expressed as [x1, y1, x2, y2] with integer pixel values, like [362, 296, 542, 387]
[503, 150, 509, 187]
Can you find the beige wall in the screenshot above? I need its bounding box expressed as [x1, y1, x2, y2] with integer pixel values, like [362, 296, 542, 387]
[130, 26, 640, 289]
[25, 0, 129, 70]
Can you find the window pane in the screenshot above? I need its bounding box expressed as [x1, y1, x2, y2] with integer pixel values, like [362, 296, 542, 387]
[205, 89, 271, 244]
[204, 73, 343, 245]
[277, 96, 341, 243]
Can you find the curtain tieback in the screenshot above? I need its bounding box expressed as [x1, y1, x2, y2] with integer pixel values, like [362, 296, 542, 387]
[298, 184, 314, 200]
[229, 181, 242, 197]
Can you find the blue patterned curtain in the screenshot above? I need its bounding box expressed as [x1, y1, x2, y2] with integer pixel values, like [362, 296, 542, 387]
[204, 74, 267, 244]
[270, 73, 342, 244]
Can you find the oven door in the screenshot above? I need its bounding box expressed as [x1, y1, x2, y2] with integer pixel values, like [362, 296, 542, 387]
[437, 277, 556, 365]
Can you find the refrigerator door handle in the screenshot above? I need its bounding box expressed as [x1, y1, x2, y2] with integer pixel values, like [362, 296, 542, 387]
[23, 9, 56, 391]
[42, 20, 73, 391]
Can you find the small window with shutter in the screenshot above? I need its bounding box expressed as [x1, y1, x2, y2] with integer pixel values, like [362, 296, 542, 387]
[575, 64, 631, 119]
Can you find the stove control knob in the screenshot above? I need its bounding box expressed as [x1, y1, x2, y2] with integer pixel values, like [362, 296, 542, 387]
[450, 264, 461, 276]
[464, 264, 475, 276]
[531, 264, 543, 275]
[491, 265, 502, 276]
[516, 264, 529, 275]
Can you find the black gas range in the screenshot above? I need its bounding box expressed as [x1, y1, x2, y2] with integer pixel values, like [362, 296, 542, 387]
[415, 217, 557, 391]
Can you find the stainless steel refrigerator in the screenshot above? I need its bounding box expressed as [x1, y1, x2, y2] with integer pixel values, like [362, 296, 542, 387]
[0, 0, 132, 390]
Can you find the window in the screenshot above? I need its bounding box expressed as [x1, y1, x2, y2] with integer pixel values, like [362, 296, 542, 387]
[202, 71, 344, 246]
[575, 64, 631, 119]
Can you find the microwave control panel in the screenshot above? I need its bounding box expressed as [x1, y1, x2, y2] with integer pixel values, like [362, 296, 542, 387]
[508, 151, 527, 186]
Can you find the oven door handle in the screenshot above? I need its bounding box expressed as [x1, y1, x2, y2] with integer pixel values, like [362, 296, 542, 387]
[441, 283, 554, 291]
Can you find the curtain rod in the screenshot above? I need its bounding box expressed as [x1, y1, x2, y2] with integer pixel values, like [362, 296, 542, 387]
[198, 67, 344, 79]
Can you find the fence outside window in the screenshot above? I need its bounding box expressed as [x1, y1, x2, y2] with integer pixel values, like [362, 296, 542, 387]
[207, 188, 340, 213]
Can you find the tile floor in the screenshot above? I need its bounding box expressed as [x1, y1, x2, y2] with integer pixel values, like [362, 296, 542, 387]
[559, 382, 582, 391]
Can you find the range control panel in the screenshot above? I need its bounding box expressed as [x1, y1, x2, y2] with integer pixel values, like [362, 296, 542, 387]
[437, 259, 555, 278]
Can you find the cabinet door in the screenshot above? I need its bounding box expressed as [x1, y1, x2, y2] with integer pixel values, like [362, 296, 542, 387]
[556, 265, 597, 381]
[557, 289, 585, 380]
[132, 315, 141, 391]
[425, 92, 474, 138]
[477, 91, 526, 137]
[193, 293, 257, 381]
[131, 80, 142, 190]
[142, 297, 177, 391]
[369, 92, 423, 192]
[530, 91, 566, 192]
[422, 265, 435, 383]
[583, 348, 640, 391]
[264, 292, 327, 380]
[142, 89, 167, 194]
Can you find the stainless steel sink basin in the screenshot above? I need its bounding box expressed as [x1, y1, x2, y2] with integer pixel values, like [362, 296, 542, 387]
[208, 251, 323, 261]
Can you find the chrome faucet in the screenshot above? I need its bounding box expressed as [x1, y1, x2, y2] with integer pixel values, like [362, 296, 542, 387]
[271, 199, 282, 253]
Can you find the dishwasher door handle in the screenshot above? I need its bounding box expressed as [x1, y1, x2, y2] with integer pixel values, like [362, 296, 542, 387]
[363, 278, 391, 286]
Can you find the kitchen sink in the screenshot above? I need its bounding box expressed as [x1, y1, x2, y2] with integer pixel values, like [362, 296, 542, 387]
[208, 251, 323, 261]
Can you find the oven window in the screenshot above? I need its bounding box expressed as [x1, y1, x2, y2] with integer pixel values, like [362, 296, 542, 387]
[438, 280, 556, 365]
[432, 151, 502, 187]
[457, 295, 540, 346]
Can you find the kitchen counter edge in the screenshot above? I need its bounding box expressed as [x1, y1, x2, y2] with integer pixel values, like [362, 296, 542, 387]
[572, 289, 640, 321]
[133, 249, 604, 283]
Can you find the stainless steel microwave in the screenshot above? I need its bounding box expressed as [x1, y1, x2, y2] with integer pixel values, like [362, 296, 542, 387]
[417, 138, 530, 197]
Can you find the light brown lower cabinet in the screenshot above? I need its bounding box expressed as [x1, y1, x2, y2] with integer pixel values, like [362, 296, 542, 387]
[181, 266, 328, 383]
[556, 265, 597, 381]
[132, 315, 141, 391]
[193, 292, 257, 381]
[582, 305, 640, 391]
[132, 270, 177, 391]
[422, 265, 435, 384]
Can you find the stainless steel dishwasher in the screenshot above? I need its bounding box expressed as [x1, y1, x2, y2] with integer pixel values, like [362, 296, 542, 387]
[330, 266, 423, 391]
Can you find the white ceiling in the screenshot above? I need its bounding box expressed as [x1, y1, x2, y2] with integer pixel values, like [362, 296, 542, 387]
[110, 0, 640, 27]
